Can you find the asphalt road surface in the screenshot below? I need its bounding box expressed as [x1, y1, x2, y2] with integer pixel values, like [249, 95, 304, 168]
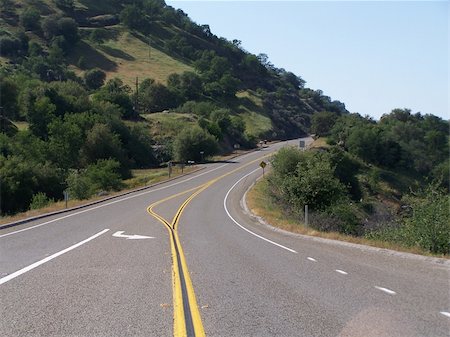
[1, 138, 449, 337]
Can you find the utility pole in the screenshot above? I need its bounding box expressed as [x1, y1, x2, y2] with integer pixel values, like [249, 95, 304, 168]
[134, 76, 139, 117]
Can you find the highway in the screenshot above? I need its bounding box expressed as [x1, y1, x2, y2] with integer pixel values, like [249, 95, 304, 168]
[1, 138, 449, 337]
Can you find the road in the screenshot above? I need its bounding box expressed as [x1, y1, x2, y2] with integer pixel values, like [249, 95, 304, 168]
[1, 138, 449, 337]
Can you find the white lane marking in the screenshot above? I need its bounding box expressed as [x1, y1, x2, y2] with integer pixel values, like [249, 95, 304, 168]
[223, 168, 297, 254]
[112, 231, 154, 240]
[307, 257, 317, 262]
[374, 286, 396, 295]
[335, 269, 348, 275]
[0, 229, 109, 285]
[0, 163, 232, 239]
[440, 311, 450, 318]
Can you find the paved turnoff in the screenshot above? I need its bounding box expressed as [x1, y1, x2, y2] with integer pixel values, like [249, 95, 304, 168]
[1, 138, 449, 337]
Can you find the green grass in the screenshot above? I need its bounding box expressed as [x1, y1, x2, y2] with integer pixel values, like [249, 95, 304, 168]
[13, 121, 29, 131]
[240, 111, 272, 138]
[141, 112, 198, 142]
[234, 91, 272, 138]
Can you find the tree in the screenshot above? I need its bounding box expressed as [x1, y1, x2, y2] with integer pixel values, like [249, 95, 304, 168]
[0, 36, 21, 57]
[57, 17, 79, 44]
[80, 123, 125, 164]
[270, 150, 347, 212]
[85, 159, 123, 192]
[167, 71, 203, 101]
[126, 124, 156, 168]
[120, 5, 146, 30]
[54, 0, 74, 12]
[84, 69, 106, 90]
[311, 111, 339, 137]
[20, 8, 41, 31]
[47, 117, 84, 169]
[0, 77, 19, 120]
[94, 78, 135, 119]
[27, 96, 57, 139]
[173, 126, 218, 162]
[41, 15, 59, 40]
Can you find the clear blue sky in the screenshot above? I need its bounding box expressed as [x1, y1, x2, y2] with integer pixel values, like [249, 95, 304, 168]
[167, 1, 449, 120]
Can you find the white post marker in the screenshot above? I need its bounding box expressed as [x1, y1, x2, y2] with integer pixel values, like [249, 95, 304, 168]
[112, 231, 154, 240]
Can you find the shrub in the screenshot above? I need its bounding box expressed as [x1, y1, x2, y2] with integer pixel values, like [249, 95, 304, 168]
[270, 150, 347, 212]
[66, 159, 123, 200]
[0, 36, 21, 57]
[85, 159, 123, 192]
[66, 170, 92, 200]
[402, 188, 450, 254]
[173, 126, 218, 162]
[20, 8, 41, 31]
[366, 186, 450, 254]
[30, 192, 53, 210]
[84, 68, 106, 90]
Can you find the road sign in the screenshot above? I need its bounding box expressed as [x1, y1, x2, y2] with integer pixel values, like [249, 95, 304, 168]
[260, 161, 267, 169]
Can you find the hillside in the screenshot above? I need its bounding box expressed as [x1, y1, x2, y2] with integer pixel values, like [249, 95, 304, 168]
[0, 0, 365, 217]
[1, 0, 347, 139]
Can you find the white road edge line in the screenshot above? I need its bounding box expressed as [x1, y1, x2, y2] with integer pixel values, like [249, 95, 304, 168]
[440, 311, 450, 318]
[223, 168, 297, 254]
[335, 269, 348, 275]
[307, 257, 317, 262]
[374, 286, 396, 295]
[0, 229, 110, 285]
[0, 163, 232, 239]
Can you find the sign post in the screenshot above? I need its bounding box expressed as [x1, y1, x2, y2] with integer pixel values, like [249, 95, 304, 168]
[168, 161, 172, 178]
[304, 204, 309, 227]
[299, 140, 305, 150]
[260, 161, 267, 177]
[63, 190, 69, 209]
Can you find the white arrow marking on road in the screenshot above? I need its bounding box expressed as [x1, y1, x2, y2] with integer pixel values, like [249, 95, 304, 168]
[375, 286, 396, 295]
[112, 231, 155, 240]
[440, 311, 450, 318]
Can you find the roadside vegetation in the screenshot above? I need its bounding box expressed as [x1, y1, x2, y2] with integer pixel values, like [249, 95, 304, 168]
[1, 0, 344, 216]
[1, 0, 447, 259]
[255, 110, 449, 255]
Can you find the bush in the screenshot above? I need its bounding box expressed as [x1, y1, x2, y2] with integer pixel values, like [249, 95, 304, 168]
[308, 203, 361, 235]
[366, 186, 450, 254]
[270, 150, 347, 212]
[66, 159, 123, 200]
[85, 159, 123, 192]
[84, 68, 106, 90]
[20, 8, 41, 31]
[30, 192, 54, 210]
[66, 170, 93, 200]
[402, 188, 450, 254]
[0, 36, 21, 57]
[173, 126, 218, 162]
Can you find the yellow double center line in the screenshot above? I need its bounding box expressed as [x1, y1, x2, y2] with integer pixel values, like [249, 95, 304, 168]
[147, 154, 271, 337]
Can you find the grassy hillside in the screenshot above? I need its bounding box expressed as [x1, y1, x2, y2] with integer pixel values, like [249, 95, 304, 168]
[69, 29, 193, 86]
[0, 0, 352, 216]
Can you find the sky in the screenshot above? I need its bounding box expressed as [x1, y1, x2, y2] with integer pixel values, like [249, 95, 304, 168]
[166, 1, 449, 120]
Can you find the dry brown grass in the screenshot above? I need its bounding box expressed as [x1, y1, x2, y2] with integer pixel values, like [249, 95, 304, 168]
[246, 179, 446, 258]
[309, 137, 330, 149]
